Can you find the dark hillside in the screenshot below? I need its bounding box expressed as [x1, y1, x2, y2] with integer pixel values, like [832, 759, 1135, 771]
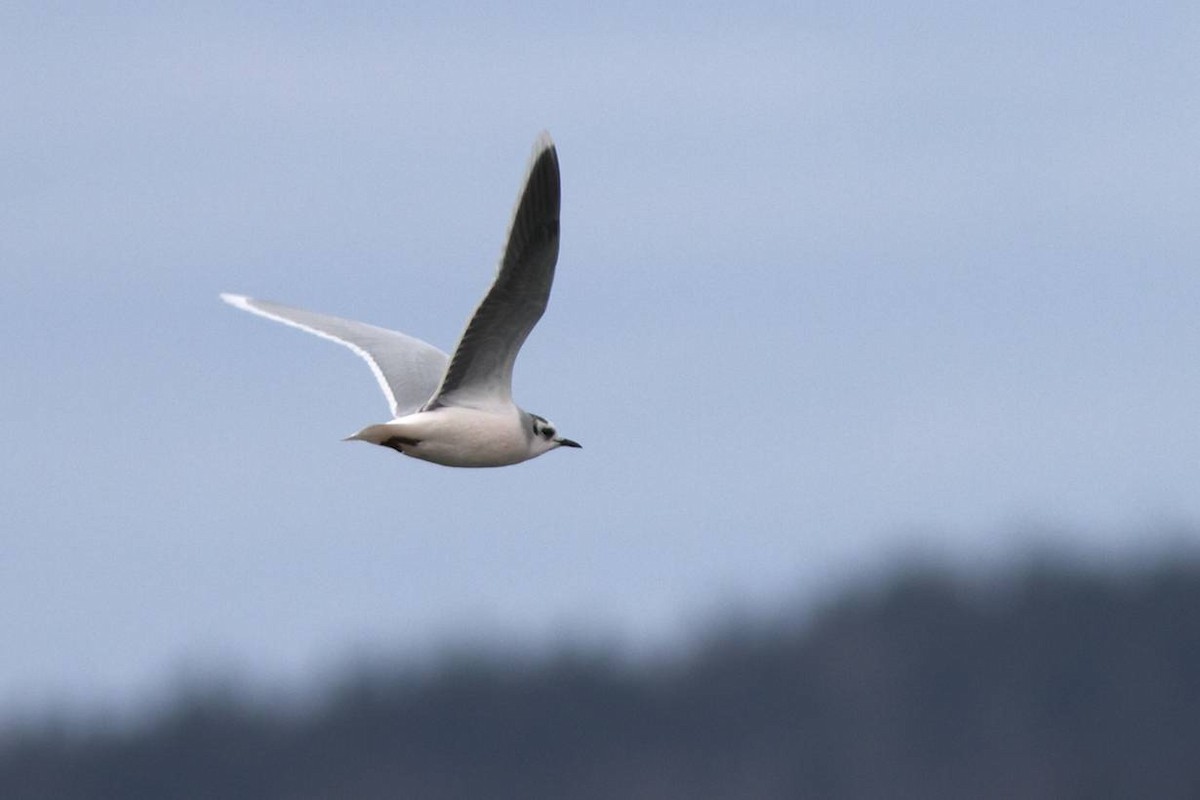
[4, 560, 1199, 799]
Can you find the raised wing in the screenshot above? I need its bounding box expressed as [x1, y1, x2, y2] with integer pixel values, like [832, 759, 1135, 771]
[425, 132, 561, 410]
[220, 294, 449, 417]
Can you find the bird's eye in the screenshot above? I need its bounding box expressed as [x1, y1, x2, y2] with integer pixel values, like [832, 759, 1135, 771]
[544, 428, 555, 439]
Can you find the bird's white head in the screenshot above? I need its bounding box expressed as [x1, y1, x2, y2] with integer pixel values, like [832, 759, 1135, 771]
[529, 413, 581, 456]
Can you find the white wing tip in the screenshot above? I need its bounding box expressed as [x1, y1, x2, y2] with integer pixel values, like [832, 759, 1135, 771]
[220, 292, 254, 309]
[533, 130, 555, 154]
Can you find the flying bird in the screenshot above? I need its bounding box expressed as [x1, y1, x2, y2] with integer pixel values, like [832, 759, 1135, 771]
[221, 132, 580, 467]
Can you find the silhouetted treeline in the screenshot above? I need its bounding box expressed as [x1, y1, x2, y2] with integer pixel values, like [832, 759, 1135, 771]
[4, 558, 1200, 799]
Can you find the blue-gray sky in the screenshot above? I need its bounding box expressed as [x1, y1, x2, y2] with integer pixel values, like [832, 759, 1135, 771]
[3, 2, 1199, 715]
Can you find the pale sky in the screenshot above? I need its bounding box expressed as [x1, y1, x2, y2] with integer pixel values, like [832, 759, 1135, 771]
[2, 2, 1199, 716]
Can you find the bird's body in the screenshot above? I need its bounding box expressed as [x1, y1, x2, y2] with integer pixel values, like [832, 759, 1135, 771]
[221, 132, 579, 468]
[349, 406, 539, 468]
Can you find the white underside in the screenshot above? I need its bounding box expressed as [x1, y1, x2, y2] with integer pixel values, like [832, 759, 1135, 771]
[347, 406, 536, 468]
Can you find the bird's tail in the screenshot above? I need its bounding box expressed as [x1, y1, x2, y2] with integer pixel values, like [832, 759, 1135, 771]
[343, 422, 396, 444]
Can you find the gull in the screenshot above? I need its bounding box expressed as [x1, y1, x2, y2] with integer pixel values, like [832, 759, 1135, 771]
[221, 132, 580, 467]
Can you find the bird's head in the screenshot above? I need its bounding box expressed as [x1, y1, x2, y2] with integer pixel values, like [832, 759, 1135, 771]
[530, 413, 581, 455]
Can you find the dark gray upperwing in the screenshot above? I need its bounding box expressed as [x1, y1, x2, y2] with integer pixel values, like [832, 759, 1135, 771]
[221, 294, 450, 417]
[425, 132, 561, 410]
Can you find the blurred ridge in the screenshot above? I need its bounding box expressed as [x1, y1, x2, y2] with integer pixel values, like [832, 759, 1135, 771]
[4, 553, 1200, 799]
